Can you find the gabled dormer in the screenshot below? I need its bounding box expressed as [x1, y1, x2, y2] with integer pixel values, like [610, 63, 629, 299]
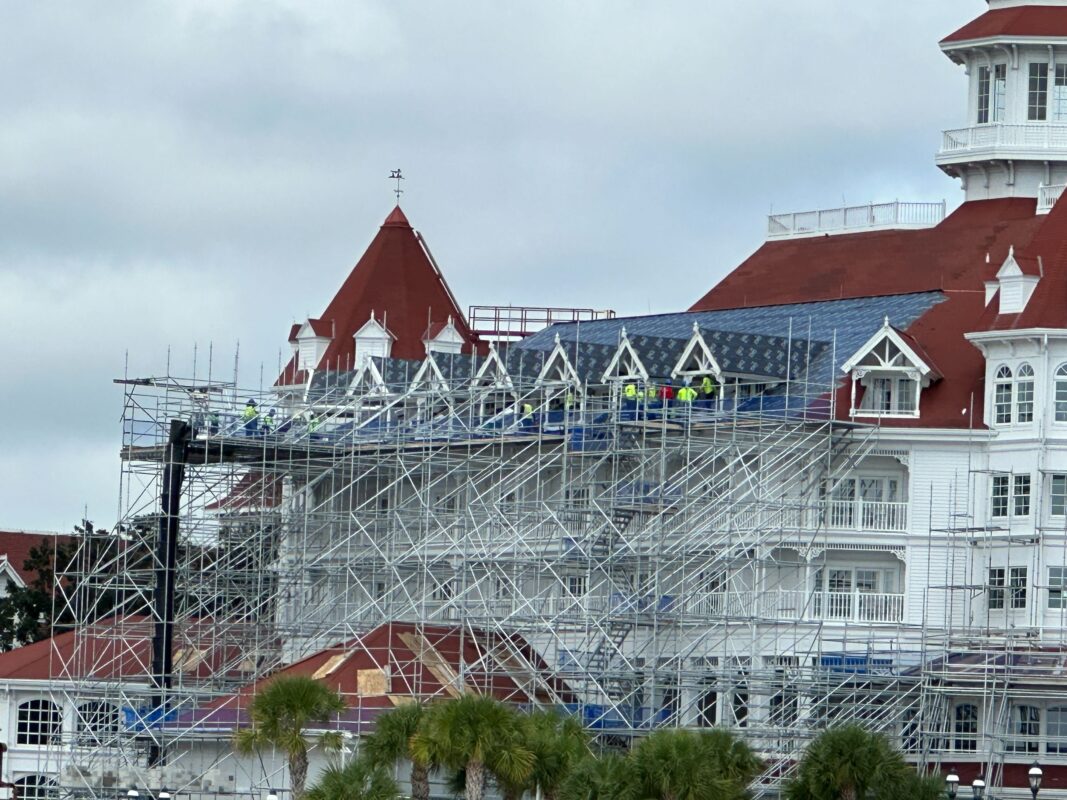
[536, 334, 583, 390]
[985, 245, 1041, 315]
[600, 329, 649, 383]
[671, 323, 724, 383]
[348, 358, 390, 398]
[409, 352, 451, 395]
[424, 317, 466, 356]
[472, 344, 513, 392]
[841, 318, 941, 419]
[353, 313, 396, 368]
[295, 318, 333, 372]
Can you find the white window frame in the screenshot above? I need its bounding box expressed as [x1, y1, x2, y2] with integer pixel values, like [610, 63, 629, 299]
[1049, 566, 1067, 609]
[994, 365, 1014, 425]
[1016, 363, 1035, 424]
[1054, 364, 1067, 422]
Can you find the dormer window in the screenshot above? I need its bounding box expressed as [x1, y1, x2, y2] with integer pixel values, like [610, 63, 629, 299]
[353, 314, 395, 367]
[842, 319, 939, 420]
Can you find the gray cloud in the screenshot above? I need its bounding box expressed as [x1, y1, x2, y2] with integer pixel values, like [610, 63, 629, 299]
[0, 0, 977, 530]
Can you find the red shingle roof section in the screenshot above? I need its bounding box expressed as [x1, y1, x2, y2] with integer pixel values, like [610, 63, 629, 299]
[942, 7, 1067, 44]
[277, 206, 478, 383]
[691, 199, 1054, 429]
[0, 531, 73, 587]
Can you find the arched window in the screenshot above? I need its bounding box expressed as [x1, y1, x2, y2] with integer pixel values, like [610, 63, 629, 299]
[14, 776, 57, 800]
[1056, 364, 1067, 422]
[75, 701, 119, 744]
[1016, 363, 1035, 423]
[994, 366, 1014, 424]
[953, 703, 978, 751]
[16, 699, 61, 745]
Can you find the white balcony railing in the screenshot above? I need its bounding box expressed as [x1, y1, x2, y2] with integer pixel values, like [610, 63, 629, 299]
[767, 200, 945, 239]
[939, 123, 1067, 156]
[687, 589, 905, 624]
[1039, 182, 1067, 214]
[821, 499, 909, 532]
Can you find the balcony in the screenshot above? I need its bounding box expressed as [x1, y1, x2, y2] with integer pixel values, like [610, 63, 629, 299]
[767, 201, 945, 240]
[687, 589, 905, 624]
[1038, 182, 1066, 214]
[821, 499, 909, 532]
[937, 123, 1067, 164]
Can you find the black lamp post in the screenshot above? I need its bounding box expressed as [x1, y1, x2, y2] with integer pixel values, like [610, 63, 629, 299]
[1028, 763, 1043, 800]
[945, 769, 960, 800]
[972, 778, 986, 800]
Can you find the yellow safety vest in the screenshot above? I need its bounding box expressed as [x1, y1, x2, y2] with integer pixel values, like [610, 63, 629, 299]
[522, 403, 534, 415]
[624, 384, 638, 399]
[701, 376, 716, 396]
[646, 387, 657, 400]
[241, 406, 257, 421]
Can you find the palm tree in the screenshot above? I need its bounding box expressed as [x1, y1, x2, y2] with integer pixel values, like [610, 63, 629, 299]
[522, 710, 591, 800]
[629, 728, 760, 800]
[783, 725, 935, 800]
[305, 756, 400, 800]
[561, 753, 632, 800]
[411, 694, 534, 800]
[233, 675, 347, 800]
[363, 703, 433, 800]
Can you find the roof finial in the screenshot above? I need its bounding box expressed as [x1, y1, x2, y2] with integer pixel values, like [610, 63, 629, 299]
[884, 315, 890, 327]
[389, 168, 405, 204]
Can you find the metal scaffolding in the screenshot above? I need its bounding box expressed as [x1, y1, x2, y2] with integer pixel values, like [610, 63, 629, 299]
[42, 348, 942, 798]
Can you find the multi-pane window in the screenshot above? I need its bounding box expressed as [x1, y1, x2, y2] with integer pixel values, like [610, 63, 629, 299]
[1030, 63, 1049, 121]
[994, 366, 1013, 424]
[17, 700, 61, 745]
[1014, 475, 1032, 516]
[1011, 566, 1028, 609]
[1052, 475, 1067, 517]
[858, 376, 918, 416]
[1050, 566, 1067, 609]
[1056, 365, 1067, 421]
[989, 567, 1006, 609]
[1056, 65, 1067, 122]
[991, 474, 1029, 518]
[1008, 705, 1040, 753]
[1016, 364, 1035, 423]
[978, 64, 1008, 124]
[566, 574, 587, 598]
[991, 475, 1010, 518]
[1049, 706, 1067, 753]
[75, 701, 120, 745]
[954, 703, 979, 751]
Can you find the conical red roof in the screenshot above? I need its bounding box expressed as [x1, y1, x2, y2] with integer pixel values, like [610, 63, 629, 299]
[278, 206, 476, 382]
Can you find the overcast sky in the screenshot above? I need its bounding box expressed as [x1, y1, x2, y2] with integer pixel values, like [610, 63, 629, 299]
[0, 0, 980, 532]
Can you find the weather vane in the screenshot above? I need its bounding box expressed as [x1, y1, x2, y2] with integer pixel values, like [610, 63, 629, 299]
[389, 168, 404, 203]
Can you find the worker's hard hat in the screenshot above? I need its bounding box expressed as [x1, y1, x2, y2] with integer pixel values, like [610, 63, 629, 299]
[247, 399, 257, 406]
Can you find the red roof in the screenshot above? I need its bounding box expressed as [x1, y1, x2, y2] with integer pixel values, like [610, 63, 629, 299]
[277, 207, 478, 384]
[691, 199, 1054, 428]
[204, 621, 574, 717]
[942, 6, 1067, 44]
[0, 617, 254, 681]
[0, 531, 73, 588]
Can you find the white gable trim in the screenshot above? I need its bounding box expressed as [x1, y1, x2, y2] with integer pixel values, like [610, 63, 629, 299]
[354, 315, 397, 341]
[840, 319, 935, 378]
[410, 353, 451, 394]
[536, 335, 583, 388]
[600, 330, 649, 382]
[472, 345, 514, 391]
[671, 324, 724, 380]
[348, 359, 390, 397]
[995, 245, 1023, 279]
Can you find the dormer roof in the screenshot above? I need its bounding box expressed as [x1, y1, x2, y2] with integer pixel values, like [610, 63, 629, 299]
[354, 314, 397, 341]
[942, 5, 1067, 45]
[298, 318, 334, 339]
[841, 318, 942, 380]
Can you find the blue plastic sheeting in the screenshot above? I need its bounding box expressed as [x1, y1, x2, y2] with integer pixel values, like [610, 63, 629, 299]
[559, 703, 676, 729]
[123, 705, 178, 731]
[818, 654, 895, 674]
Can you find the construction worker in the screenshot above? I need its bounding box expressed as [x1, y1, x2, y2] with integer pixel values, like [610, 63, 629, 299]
[701, 375, 717, 398]
[564, 391, 575, 412]
[678, 385, 697, 403]
[241, 399, 259, 436]
[623, 382, 638, 403]
[658, 380, 674, 404]
[262, 408, 276, 435]
[208, 411, 220, 436]
[307, 411, 320, 434]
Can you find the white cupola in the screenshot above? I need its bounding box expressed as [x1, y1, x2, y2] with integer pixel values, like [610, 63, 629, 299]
[353, 312, 396, 367]
[937, 1, 1067, 205]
